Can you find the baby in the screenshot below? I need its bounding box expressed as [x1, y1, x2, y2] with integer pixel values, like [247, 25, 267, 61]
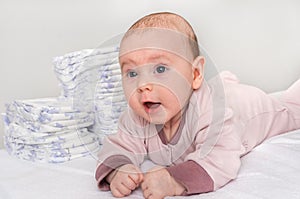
[95, 12, 300, 199]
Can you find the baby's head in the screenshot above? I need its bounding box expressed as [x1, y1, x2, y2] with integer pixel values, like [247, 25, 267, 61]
[128, 12, 200, 59]
[120, 12, 202, 63]
[119, 12, 205, 124]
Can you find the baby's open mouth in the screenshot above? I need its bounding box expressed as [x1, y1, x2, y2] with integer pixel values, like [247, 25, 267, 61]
[143, 102, 161, 109]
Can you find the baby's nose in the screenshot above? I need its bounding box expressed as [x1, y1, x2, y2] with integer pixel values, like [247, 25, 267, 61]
[136, 73, 154, 93]
[137, 82, 153, 93]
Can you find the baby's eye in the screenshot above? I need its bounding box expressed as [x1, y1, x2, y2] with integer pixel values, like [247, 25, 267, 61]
[155, 65, 167, 74]
[127, 70, 138, 78]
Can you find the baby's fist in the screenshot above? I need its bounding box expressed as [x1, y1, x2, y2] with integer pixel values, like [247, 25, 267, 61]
[108, 164, 143, 197]
[141, 166, 185, 199]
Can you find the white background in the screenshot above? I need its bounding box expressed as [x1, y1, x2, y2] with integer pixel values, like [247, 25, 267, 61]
[1, 0, 300, 148]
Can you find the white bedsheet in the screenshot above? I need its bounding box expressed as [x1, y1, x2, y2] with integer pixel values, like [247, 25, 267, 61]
[1, 128, 300, 199]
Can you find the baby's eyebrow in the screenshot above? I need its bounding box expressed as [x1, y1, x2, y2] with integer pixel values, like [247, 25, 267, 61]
[120, 60, 134, 68]
[120, 58, 136, 71]
[146, 53, 172, 64]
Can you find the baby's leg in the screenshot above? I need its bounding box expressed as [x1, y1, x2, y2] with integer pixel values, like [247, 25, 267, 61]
[281, 78, 300, 105]
[279, 78, 300, 123]
[248, 78, 300, 144]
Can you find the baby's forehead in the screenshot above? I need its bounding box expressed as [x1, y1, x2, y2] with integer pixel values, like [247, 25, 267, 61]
[119, 28, 196, 64]
[119, 49, 175, 65]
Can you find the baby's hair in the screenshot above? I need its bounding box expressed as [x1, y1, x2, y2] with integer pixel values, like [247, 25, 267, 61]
[128, 12, 200, 58]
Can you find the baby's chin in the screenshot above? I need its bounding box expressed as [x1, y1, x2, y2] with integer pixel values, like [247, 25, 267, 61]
[139, 113, 168, 125]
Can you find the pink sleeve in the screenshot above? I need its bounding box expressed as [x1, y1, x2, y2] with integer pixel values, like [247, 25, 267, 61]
[95, 155, 133, 191]
[166, 160, 214, 195]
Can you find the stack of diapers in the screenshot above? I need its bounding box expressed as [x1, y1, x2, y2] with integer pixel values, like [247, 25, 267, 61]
[2, 45, 127, 162]
[53, 46, 128, 143]
[3, 98, 99, 163]
[53, 47, 119, 98]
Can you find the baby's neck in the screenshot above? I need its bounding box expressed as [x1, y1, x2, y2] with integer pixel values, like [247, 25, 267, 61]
[163, 113, 182, 142]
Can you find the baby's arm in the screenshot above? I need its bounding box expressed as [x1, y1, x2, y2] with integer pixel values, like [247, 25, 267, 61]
[182, 108, 244, 192]
[166, 161, 214, 195]
[141, 161, 213, 198]
[107, 164, 143, 197]
[95, 117, 147, 192]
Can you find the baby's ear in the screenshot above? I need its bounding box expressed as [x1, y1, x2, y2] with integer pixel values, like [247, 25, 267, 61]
[192, 56, 205, 90]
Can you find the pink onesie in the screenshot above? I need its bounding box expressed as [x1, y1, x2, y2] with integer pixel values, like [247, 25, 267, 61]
[95, 72, 300, 195]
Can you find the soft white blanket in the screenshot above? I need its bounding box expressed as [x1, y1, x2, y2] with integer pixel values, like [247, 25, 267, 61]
[1, 128, 300, 199]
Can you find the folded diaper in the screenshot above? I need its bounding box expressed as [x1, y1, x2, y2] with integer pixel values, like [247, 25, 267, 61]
[5, 136, 99, 163]
[54, 52, 119, 75]
[53, 46, 119, 70]
[6, 103, 91, 123]
[5, 113, 94, 133]
[12, 97, 77, 113]
[55, 58, 119, 83]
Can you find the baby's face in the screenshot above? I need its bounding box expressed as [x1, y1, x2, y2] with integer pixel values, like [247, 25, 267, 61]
[120, 49, 195, 124]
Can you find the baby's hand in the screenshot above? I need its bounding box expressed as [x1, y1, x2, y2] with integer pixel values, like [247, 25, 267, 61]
[107, 164, 143, 198]
[141, 166, 185, 199]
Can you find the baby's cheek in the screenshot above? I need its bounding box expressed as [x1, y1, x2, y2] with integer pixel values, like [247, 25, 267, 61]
[127, 94, 141, 111]
[123, 86, 134, 102]
[128, 97, 137, 108]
